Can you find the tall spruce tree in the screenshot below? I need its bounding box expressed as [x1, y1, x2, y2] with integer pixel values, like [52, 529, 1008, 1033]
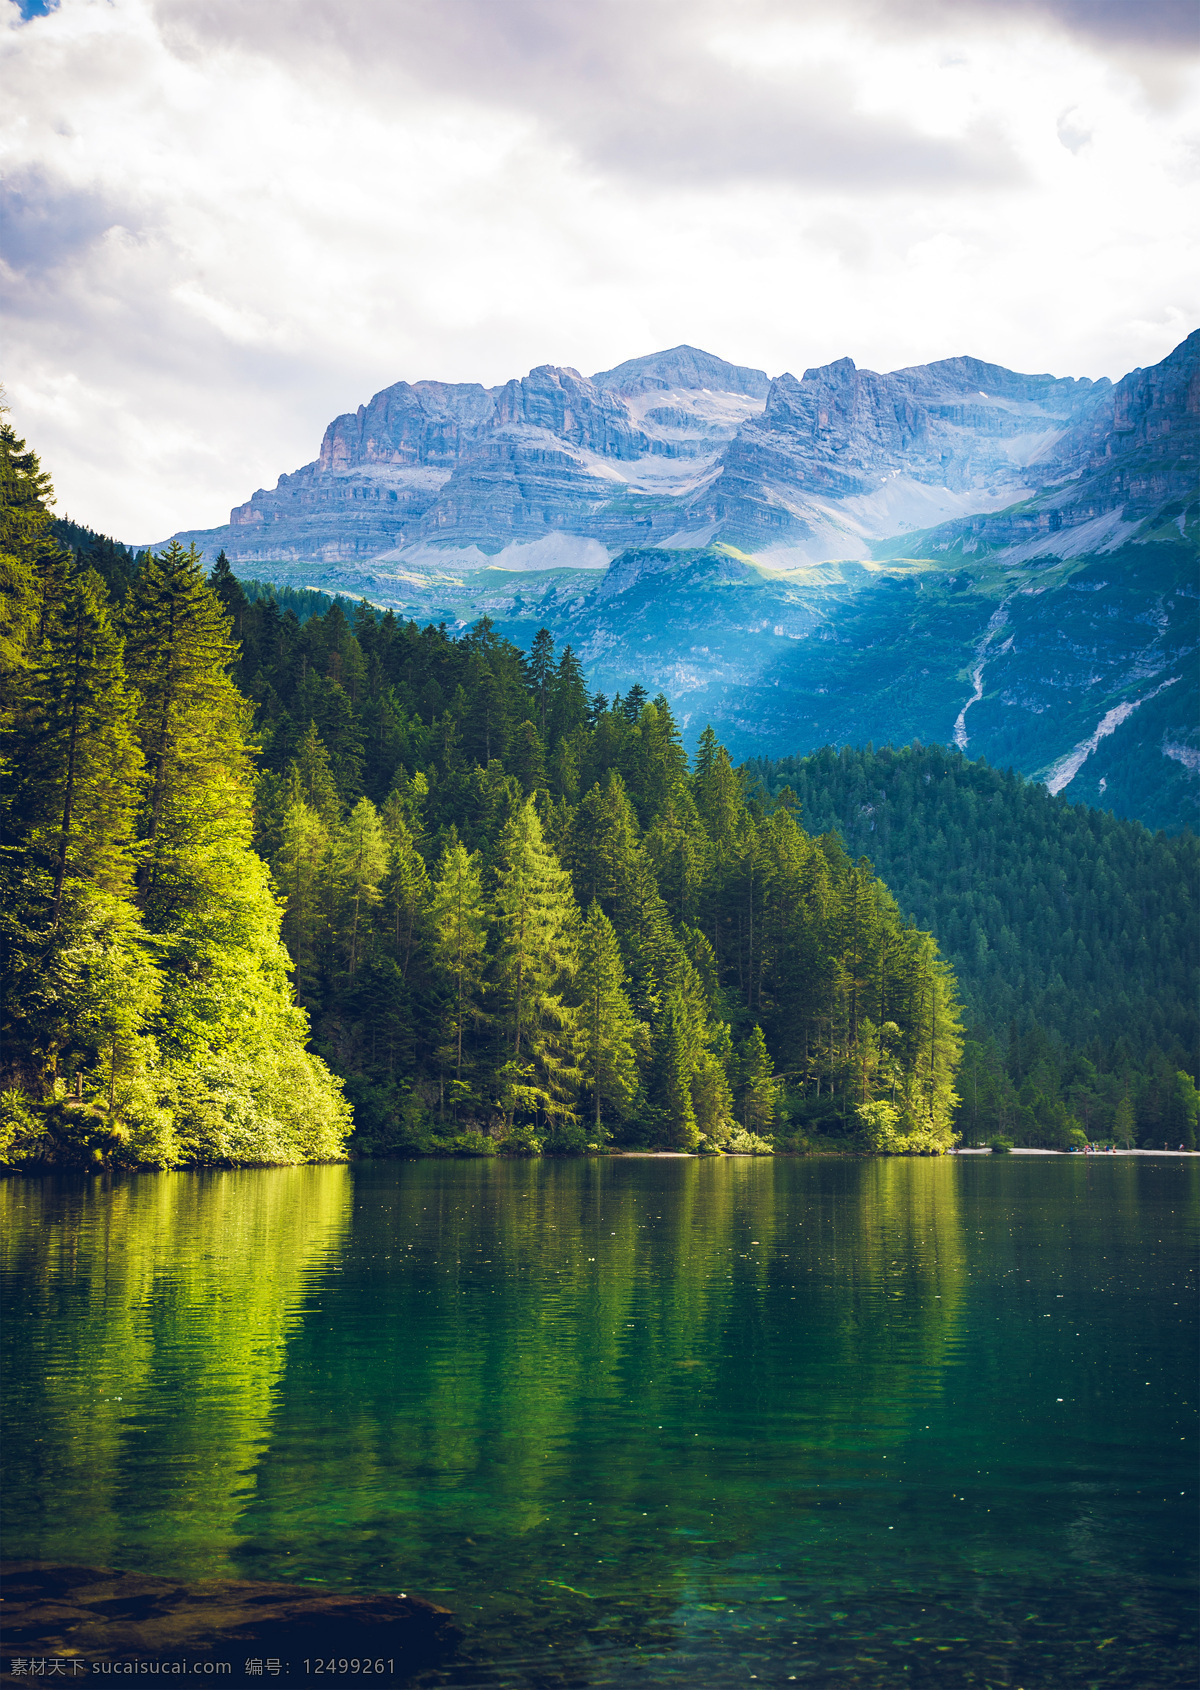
[1, 489, 153, 1118]
[379, 795, 431, 981]
[0, 418, 53, 687]
[490, 797, 581, 1131]
[8, 566, 144, 927]
[576, 901, 642, 1140]
[119, 542, 350, 1163]
[430, 838, 488, 1116]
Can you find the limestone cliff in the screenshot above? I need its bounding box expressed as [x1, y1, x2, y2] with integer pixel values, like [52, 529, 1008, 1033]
[167, 341, 1127, 569]
[156, 333, 1198, 831]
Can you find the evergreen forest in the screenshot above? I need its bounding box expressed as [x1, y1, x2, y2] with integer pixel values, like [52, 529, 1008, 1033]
[755, 745, 1199, 1149]
[1, 424, 963, 1166]
[1, 427, 351, 1169]
[2, 421, 1194, 1166]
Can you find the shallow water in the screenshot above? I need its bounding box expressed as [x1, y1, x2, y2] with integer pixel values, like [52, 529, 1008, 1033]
[3, 1156, 1195, 1687]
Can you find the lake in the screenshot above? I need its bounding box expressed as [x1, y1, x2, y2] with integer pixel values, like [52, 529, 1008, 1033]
[2, 1156, 1195, 1687]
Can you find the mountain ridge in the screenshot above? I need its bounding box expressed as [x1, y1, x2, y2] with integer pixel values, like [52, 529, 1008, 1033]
[160, 340, 1127, 568]
[153, 332, 1198, 833]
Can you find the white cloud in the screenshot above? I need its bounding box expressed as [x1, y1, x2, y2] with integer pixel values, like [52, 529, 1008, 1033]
[2, 0, 1197, 540]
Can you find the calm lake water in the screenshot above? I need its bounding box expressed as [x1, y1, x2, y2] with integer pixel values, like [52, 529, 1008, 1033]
[3, 1157, 1195, 1687]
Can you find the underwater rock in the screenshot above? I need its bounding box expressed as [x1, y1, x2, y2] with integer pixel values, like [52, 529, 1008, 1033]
[0, 1562, 460, 1671]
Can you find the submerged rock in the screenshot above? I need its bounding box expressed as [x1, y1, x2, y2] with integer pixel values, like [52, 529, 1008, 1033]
[0, 1562, 460, 1669]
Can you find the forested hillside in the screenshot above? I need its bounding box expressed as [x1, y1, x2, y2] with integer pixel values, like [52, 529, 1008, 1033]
[0, 426, 350, 1169]
[2, 431, 963, 1165]
[50, 519, 342, 626]
[206, 556, 960, 1156]
[755, 744, 1199, 1149]
[9, 443, 1194, 1162]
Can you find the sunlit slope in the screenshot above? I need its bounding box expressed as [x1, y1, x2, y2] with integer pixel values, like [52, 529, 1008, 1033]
[235, 523, 1195, 833]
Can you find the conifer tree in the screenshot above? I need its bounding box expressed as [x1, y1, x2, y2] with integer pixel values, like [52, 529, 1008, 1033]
[0, 418, 54, 685]
[274, 794, 328, 993]
[491, 798, 581, 1128]
[430, 839, 488, 1114]
[379, 796, 431, 979]
[512, 719, 547, 796]
[8, 566, 144, 925]
[0, 426, 157, 1120]
[208, 550, 249, 643]
[527, 626, 554, 736]
[647, 985, 700, 1150]
[549, 645, 589, 742]
[737, 1024, 777, 1134]
[576, 901, 642, 1140]
[122, 541, 248, 910]
[1, 556, 154, 1105]
[339, 798, 388, 977]
[121, 542, 350, 1162]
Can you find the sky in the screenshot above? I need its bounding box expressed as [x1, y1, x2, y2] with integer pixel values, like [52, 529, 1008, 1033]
[2, 0, 1198, 542]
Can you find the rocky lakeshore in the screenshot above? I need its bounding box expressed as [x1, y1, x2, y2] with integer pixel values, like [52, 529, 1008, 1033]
[0, 1564, 460, 1681]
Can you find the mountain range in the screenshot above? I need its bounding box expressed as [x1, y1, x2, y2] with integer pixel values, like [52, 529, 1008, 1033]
[163, 331, 1199, 832]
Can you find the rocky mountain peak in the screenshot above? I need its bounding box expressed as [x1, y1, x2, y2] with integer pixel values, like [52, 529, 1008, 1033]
[800, 356, 857, 384]
[591, 345, 771, 399]
[492, 363, 648, 460]
[317, 379, 494, 471]
[171, 332, 1196, 577]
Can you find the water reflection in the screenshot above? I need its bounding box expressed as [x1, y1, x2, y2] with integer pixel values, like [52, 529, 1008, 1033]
[2, 1156, 1193, 1688]
[1, 1165, 350, 1573]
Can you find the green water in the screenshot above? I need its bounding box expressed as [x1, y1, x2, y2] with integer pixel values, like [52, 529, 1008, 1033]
[2, 1157, 1195, 1687]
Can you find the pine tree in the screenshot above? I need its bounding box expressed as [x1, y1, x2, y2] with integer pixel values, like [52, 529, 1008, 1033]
[339, 798, 388, 977]
[430, 839, 488, 1114]
[1112, 1091, 1135, 1148]
[491, 798, 581, 1129]
[512, 719, 547, 796]
[528, 627, 554, 737]
[379, 796, 431, 980]
[736, 1024, 777, 1134]
[273, 793, 328, 994]
[0, 427, 157, 1120]
[1, 562, 153, 1104]
[0, 418, 54, 685]
[548, 645, 589, 742]
[8, 566, 144, 925]
[576, 901, 642, 1140]
[121, 543, 350, 1163]
[646, 985, 700, 1151]
[208, 550, 249, 644]
[122, 540, 249, 912]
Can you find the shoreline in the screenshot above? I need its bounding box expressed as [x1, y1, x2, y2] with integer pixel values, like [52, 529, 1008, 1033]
[3, 1146, 1195, 1178]
[951, 1147, 1195, 1157]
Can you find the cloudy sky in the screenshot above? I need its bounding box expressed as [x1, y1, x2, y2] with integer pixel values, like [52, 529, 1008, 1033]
[3, 0, 1197, 541]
